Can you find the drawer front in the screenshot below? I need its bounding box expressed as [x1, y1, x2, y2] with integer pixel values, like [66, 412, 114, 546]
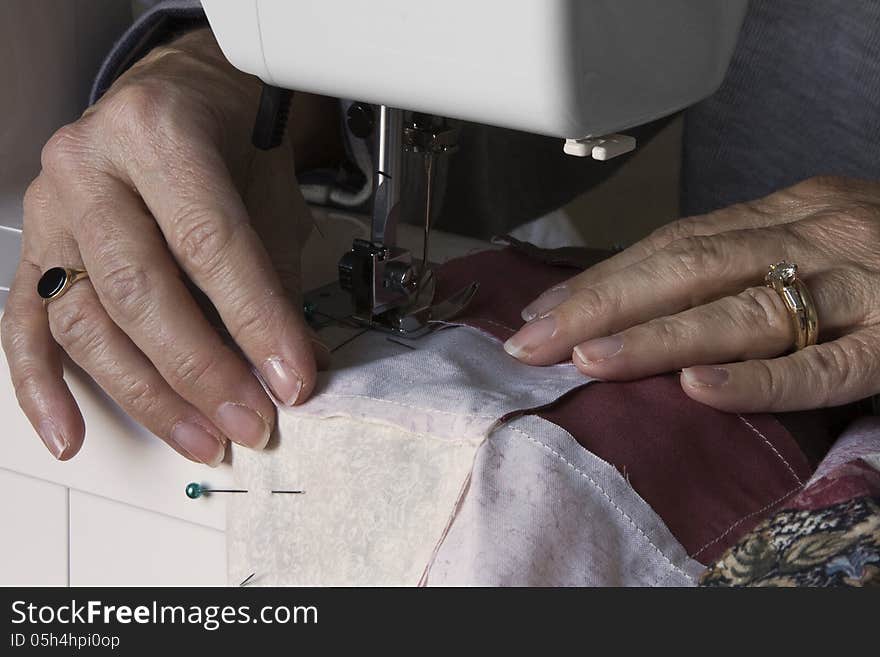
[69, 490, 226, 586]
[0, 468, 68, 585]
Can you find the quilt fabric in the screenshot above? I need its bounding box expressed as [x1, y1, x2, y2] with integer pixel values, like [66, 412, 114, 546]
[228, 244, 822, 585]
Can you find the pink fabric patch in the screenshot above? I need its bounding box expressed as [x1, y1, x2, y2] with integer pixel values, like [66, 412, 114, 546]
[436, 246, 815, 564]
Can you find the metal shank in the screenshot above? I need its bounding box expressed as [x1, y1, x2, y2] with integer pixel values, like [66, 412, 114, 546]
[372, 106, 403, 246]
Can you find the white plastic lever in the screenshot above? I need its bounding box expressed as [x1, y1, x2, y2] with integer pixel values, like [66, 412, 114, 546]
[564, 134, 637, 160]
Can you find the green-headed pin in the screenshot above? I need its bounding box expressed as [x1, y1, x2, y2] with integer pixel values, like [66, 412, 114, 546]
[185, 482, 247, 499]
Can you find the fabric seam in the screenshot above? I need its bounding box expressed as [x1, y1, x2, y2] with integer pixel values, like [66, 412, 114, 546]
[277, 411, 483, 447]
[690, 483, 803, 559]
[737, 414, 804, 485]
[312, 393, 500, 421]
[505, 425, 696, 584]
[467, 317, 518, 335]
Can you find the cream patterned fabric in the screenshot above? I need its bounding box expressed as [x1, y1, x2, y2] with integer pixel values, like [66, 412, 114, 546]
[227, 326, 701, 586]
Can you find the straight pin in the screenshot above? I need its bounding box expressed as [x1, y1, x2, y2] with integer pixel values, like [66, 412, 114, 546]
[239, 572, 256, 587]
[271, 490, 305, 494]
[386, 337, 416, 350]
[330, 328, 370, 353]
[313, 309, 360, 329]
[185, 482, 247, 499]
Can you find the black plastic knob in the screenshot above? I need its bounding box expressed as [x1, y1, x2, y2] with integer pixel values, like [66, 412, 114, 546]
[347, 103, 375, 139]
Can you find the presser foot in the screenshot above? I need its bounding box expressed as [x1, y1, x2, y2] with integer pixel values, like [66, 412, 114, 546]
[304, 268, 478, 339]
[372, 269, 479, 337]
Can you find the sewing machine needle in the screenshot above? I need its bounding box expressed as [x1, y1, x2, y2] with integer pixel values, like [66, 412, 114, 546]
[419, 152, 435, 286]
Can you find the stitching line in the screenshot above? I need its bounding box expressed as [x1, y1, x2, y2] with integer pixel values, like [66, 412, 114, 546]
[690, 483, 803, 559]
[281, 411, 483, 446]
[468, 318, 518, 334]
[314, 393, 499, 420]
[504, 425, 696, 584]
[737, 415, 804, 485]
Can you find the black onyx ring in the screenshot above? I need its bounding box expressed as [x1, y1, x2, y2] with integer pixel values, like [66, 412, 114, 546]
[37, 267, 89, 304]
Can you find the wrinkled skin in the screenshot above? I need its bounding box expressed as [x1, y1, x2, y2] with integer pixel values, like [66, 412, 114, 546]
[507, 176, 880, 413]
[1, 29, 338, 465]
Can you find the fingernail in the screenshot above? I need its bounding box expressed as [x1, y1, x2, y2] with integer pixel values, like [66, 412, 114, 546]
[504, 315, 557, 359]
[262, 357, 304, 406]
[38, 419, 68, 460]
[217, 402, 271, 449]
[171, 421, 226, 467]
[574, 335, 624, 364]
[521, 285, 570, 322]
[682, 366, 730, 388]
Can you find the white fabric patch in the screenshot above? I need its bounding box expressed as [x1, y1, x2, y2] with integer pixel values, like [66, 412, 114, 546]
[227, 326, 699, 586]
[425, 416, 705, 586]
[227, 415, 480, 586]
[286, 326, 591, 441]
[228, 326, 592, 586]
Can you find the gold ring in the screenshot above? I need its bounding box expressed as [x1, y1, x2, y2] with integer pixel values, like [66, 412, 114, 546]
[37, 267, 89, 305]
[764, 261, 818, 350]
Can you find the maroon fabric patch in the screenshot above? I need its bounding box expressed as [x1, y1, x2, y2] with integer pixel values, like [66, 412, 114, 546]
[540, 379, 810, 564]
[437, 245, 580, 341]
[437, 246, 814, 564]
[789, 461, 880, 511]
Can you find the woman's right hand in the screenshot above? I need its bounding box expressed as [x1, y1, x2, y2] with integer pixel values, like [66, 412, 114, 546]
[1, 29, 325, 465]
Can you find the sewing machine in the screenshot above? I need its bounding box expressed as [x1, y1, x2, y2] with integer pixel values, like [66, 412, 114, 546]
[0, 0, 749, 585]
[204, 0, 747, 336]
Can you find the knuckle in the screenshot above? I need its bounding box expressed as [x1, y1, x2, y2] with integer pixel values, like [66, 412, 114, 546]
[231, 294, 283, 342]
[644, 316, 691, 353]
[40, 123, 90, 175]
[116, 377, 162, 418]
[11, 366, 41, 404]
[737, 287, 789, 336]
[103, 82, 197, 150]
[103, 83, 165, 138]
[0, 319, 37, 396]
[172, 207, 239, 274]
[792, 203, 880, 262]
[802, 175, 849, 196]
[839, 205, 880, 245]
[49, 301, 103, 355]
[646, 219, 696, 250]
[664, 235, 724, 281]
[754, 359, 787, 408]
[22, 178, 49, 218]
[168, 348, 216, 391]
[97, 262, 153, 319]
[568, 286, 618, 324]
[803, 344, 850, 406]
[0, 308, 33, 367]
[0, 311, 18, 354]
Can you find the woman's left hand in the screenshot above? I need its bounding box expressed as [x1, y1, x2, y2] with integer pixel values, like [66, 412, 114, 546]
[504, 176, 880, 413]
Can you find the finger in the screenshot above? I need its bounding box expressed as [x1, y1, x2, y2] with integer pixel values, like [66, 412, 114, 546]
[680, 328, 880, 413]
[1, 257, 84, 460]
[505, 225, 816, 365]
[112, 129, 316, 408]
[64, 181, 276, 450]
[46, 277, 227, 465]
[573, 271, 863, 380]
[520, 195, 811, 321]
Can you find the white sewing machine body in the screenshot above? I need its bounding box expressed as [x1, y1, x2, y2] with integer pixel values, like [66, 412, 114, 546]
[0, 1, 748, 585]
[205, 0, 747, 337]
[203, 0, 747, 140]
